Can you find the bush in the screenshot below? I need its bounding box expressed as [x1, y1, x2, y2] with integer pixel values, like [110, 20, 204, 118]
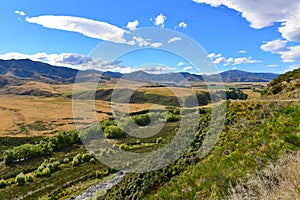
[41, 167, 51, 176]
[36, 167, 51, 177]
[119, 143, 129, 150]
[156, 137, 164, 144]
[63, 158, 69, 163]
[104, 126, 125, 139]
[72, 157, 80, 166]
[136, 139, 141, 145]
[165, 111, 180, 122]
[15, 173, 26, 186]
[172, 107, 181, 115]
[82, 153, 93, 162]
[90, 158, 96, 164]
[0, 179, 7, 188]
[25, 174, 34, 182]
[100, 120, 117, 130]
[132, 114, 151, 126]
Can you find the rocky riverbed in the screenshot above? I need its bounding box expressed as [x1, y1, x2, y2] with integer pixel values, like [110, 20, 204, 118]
[71, 171, 126, 200]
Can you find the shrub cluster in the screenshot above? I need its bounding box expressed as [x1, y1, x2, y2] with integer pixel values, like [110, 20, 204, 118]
[4, 131, 79, 164]
[35, 158, 60, 177]
[71, 152, 95, 166]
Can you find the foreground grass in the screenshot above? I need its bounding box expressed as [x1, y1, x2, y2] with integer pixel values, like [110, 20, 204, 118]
[226, 151, 300, 200]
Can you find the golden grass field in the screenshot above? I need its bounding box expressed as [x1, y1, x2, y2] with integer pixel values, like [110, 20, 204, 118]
[0, 95, 153, 137]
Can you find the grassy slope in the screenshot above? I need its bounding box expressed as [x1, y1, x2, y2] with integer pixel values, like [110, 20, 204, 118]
[143, 100, 299, 199]
[262, 67, 300, 98]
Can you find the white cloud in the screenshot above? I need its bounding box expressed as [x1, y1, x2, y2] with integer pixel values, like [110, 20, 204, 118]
[238, 50, 247, 54]
[132, 36, 151, 47]
[131, 36, 163, 48]
[150, 42, 163, 48]
[177, 61, 185, 66]
[0, 52, 126, 71]
[140, 66, 176, 74]
[15, 10, 26, 16]
[193, 0, 300, 42]
[168, 36, 182, 43]
[183, 66, 193, 71]
[213, 57, 226, 64]
[260, 39, 300, 62]
[260, 39, 288, 53]
[286, 65, 300, 72]
[126, 20, 139, 31]
[153, 13, 167, 27]
[25, 15, 126, 44]
[209, 53, 262, 66]
[207, 53, 222, 59]
[233, 57, 261, 65]
[266, 64, 279, 67]
[126, 40, 136, 46]
[232, 66, 237, 70]
[178, 22, 187, 28]
[280, 45, 300, 62]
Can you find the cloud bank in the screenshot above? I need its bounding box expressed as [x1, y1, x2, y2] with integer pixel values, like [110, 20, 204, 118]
[208, 53, 262, 66]
[0, 52, 125, 71]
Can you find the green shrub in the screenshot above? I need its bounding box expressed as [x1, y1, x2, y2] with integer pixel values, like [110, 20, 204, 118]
[42, 167, 51, 176]
[104, 126, 125, 139]
[172, 107, 181, 115]
[136, 139, 141, 145]
[74, 153, 82, 161]
[100, 120, 117, 130]
[82, 153, 93, 162]
[156, 137, 164, 144]
[90, 158, 96, 164]
[25, 174, 34, 182]
[132, 114, 151, 126]
[95, 171, 102, 178]
[72, 157, 80, 166]
[165, 111, 180, 122]
[63, 158, 69, 163]
[0, 179, 7, 188]
[15, 173, 26, 186]
[119, 143, 129, 150]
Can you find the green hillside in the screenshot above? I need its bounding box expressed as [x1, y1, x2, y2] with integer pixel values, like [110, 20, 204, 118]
[262, 67, 300, 98]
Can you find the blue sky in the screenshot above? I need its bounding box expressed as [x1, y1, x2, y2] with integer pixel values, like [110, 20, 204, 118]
[0, 0, 300, 74]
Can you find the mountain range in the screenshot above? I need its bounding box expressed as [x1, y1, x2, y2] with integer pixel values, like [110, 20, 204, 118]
[0, 59, 279, 88]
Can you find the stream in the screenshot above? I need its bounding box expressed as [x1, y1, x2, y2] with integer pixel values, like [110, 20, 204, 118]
[71, 171, 126, 200]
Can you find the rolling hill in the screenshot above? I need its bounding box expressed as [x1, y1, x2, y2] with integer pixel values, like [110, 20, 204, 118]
[204, 70, 279, 82]
[0, 59, 279, 91]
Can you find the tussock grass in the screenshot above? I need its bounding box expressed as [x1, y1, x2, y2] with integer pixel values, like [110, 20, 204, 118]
[227, 151, 300, 200]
